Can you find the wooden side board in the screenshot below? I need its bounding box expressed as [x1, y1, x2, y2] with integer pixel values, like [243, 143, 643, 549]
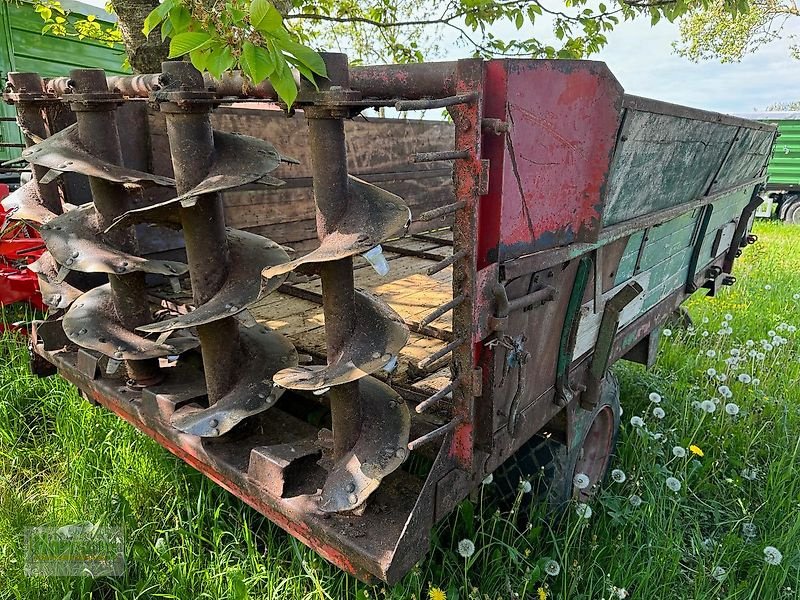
[143, 106, 456, 252]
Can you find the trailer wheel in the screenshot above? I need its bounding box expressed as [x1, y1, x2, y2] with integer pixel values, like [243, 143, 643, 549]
[492, 373, 621, 511]
[783, 195, 800, 224]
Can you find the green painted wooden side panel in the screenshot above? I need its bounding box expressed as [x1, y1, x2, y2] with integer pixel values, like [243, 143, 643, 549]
[694, 187, 752, 272]
[602, 109, 736, 226]
[614, 230, 644, 283]
[765, 119, 800, 188]
[711, 127, 775, 192]
[0, 1, 127, 163]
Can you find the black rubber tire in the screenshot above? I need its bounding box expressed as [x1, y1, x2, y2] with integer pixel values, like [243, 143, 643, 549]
[784, 197, 800, 224]
[492, 373, 621, 511]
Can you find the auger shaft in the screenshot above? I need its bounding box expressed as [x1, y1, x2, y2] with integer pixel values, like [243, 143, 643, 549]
[6, 72, 62, 215]
[306, 54, 362, 460]
[68, 69, 160, 385]
[158, 61, 240, 405]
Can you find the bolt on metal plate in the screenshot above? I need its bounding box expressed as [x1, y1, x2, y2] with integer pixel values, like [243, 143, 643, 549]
[1, 181, 58, 225]
[15, 123, 176, 186]
[28, 252, 82, 309]
[318, 376, 410, 513]
[63, 283, 199, 360]
[137, 228, 290, 333]
[262, 176, 411, 279]
[40, 204, 188, 279]
[169, 324, 298, 437]
[272, 288, 409, 390]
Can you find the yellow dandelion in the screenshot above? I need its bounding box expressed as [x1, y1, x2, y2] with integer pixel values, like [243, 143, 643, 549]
[689, 444, 704, 457]
[428, 586, 446, 600]
[537, 587, 548, 600]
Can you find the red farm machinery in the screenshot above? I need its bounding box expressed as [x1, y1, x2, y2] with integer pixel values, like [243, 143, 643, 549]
[1, 57, 774, 583]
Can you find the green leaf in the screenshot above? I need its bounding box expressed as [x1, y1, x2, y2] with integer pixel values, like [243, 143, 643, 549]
[168, 31, 212, 58]
[241, 41, 276, 84]
[168, 5, 191, 33]
[274, 38, 327, 78]
[250, 0, 282, 33]
[285, 55, 318, 90]
[270, 57, 298, 107]
[189, 48, 209, 72]
[207, 45, 235, 79]
[143, 0, 175, 37]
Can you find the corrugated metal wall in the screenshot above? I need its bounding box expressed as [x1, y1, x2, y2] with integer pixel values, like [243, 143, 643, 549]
[767, 119, 800, 189]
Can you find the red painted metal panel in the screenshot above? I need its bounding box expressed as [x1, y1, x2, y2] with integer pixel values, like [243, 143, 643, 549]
[0, 186, 46, 311]
[482, 60, 624, 262]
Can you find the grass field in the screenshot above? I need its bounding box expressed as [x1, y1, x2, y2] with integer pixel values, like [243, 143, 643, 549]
[1, 222, 799, 600]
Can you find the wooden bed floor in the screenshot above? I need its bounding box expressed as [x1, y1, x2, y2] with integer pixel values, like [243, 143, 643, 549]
[248, 229, 455, 395]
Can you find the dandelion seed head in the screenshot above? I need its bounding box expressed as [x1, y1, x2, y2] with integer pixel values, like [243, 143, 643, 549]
[701, 400, 716, 413]
[520, 480, 532, 494]
[544, 559, 561, 576]
[746, 339, 755, 347]
[764, 284, 772, 290]
[717, 373, 728, 382]
[741, 522, 757, 539]
[724, 313, 733, 321]
[711, 566, 727, 582]
[649, 392, 662, 403]
[628, 494, 643, 507]
[789, 325, 797, 333]
[573, 473, 590, 490]
[768, 330, 776, 337]
[763, 546, 783, 566]
[738, 373, 752, 383]
[702, 316, 710, 323]
[794, 293, 800, 300]
[702, 331, 709, 337]
[611, 469, 626, 483]
[482, 473, 493, 485]
[653, 407, 665, 419]
[672, 446, 686, 458]
[630, 416, 644, 428]
[706, 368, 717, 377]
[575, 503, 593, 519]
[725, 402, 740, 416]
[666, 476, 682, 492]
[751, 377, 760, 386]
[741, 467, 758, 481]
[730, 348, 740, 356]
[706, 350, 716, 358]
[457, 538, 475, 558]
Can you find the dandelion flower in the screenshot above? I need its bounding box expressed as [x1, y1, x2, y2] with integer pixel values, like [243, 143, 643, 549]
[689, 444, 704, 457]
[537, 587, 547, 600]
[725, 403, 740, 416]
[649, 392, 662, 403]
[573, 473, 590, 490]
[730, 348, 740, 356]
[429, 587, 447, 600]
[706, 349, 716, 358]
[763, 546, 783, 565]
[789, 325, 797, 333]
[520, 480, 532, 494]
[741, 522, 757, 539]
[628, 494, 643, 507]
[751, 377, 760, 386]
[611, 469, 626, 483]
[482, 473, 493, 485]
[700, 400, 716, 413]
[746, 339, 755, 347]
[672, 446, 686, 458]
[666, 477, 682, 492]
[702, 316, 710, 323]
[724, 313, 733, 321]
[718, 385, 733, 398]
[575, 503, 593, 519]
[764, 284, 772, 290]
[756, 352, 766, 361]
[457, 538, 475, 558]
[717, 373, 728, 382]
[543, 558, 561, 576]
[794, 293, 800, 300]
[706, 368, 717, 377]
[662, 328, 672, 337]
[630, 416, 644, 428]
[702, 331, 709, 337]
[738, 373, 752, 383]
[653, 407, 665, 419]
[711, 566, 727, 582]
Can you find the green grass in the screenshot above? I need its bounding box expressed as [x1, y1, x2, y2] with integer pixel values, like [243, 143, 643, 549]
[1, 222, 799, 600]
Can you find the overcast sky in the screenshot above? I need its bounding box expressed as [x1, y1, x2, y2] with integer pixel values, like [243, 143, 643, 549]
[81, 0, 798, 115]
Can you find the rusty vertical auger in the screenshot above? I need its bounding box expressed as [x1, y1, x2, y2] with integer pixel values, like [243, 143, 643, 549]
[261, 53, 413, 513]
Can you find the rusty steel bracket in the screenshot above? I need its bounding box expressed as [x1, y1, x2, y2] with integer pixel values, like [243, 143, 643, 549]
[684, 205, 714, 293]
[489, 282, 558, 333]
[723, 189, 763, 273]
[582, 281, 643, 410]
[136, 229, 289, 333]
[9, 123, 175, 186]
[262, 176, 411, 279]
[318, 376, 410, 513]
[1, 181, 59, 225]
[63, 284, 199, 360]
[554, 256, 593, 407]
[273, 289, 409, 390]
[39, 204, 188, 280]
[169, 324, 298, 437]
